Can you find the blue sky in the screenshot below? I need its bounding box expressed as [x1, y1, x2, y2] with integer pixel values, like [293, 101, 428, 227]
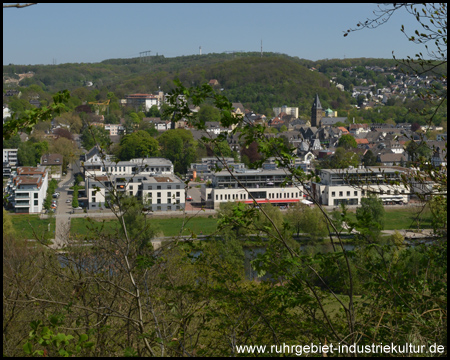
[3, 3, 427, 65]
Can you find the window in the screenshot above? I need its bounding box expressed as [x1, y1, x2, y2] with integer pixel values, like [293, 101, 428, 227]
[34, 193, 38, 199]
[167, 192, 171, 197]
[220, 194, 223, 200]
[176, 192, 180, 197]
[362, 190, 365, 196]
[332, 191, 336, 197]
[176, 185, 180, 189]
[339, 191, 343, 197]
[354, 191, 358, 196]
[34, 200, 38, 205]
[157, 192, 161, 198]
[168, 198, 171, 204]
[387, 190, 391, 195]
[157, 186, 161, 190]
[347, 191, 350, 197]
[92, 197, 96, 203]
[216, 195, 218, 200]
[157, 206, 161, 211]
[157, 199, 161, 204]
[167, 185, 171, 189]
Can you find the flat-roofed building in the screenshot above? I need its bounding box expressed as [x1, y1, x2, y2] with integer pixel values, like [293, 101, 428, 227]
[202, 168, 305, 209]
[3, 148, 18, 167]
[187, 157, 246, 181]
[311, 166, 409, 206]
[85, 173, 185, 212]
[83, 157, 174, 178]
[4, 166, 49, 213]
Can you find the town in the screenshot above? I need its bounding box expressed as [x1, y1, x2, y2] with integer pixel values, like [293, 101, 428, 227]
[3, 86, 446, 215]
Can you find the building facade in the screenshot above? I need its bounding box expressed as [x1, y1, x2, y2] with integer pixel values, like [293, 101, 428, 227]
[202, 168, 305, 209]
[85, 174, 185, 212]
[83, 157, 174, 178]
[311, 167, 409, 206]
[4, 166, 49, 213]
[3, 148, 18, 167]
[311, 94, 323, 128]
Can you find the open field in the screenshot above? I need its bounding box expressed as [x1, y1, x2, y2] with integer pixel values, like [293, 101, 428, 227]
[346, 206, 433, 230]
[9, 214, 56, 241]
[70, 216, 218, 238]
[67, 206, 434, 239]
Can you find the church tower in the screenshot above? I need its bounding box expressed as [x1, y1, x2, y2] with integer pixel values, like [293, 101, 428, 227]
[311, 93, 323, 127]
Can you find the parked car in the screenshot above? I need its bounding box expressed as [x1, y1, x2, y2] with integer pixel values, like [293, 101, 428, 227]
[186, 196, 193, 201]
[66, 199, 71, 203]
[72, 207, 82, 210]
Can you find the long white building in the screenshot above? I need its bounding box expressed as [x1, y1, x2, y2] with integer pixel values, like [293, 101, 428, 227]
[202, 168, 305, 209]
[84, 157, 184, 211]
[83, 157, 174, 178]
[311, 166, 409, 206]
[85, 173, 185, 211]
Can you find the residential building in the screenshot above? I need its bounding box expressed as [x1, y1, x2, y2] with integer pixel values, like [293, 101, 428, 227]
[124, 94, 161, 111]
[377, 153, 407, 166]
[85, 173, 185, 211]
[202, 168, 305, 209]
[3, 148, 18, 167]
[83, 157, 174, 178]
[311, 166, 409, 206]
[40, 153, 63, 179]
[104, 123, 124, 136]
[4, 166, 49, 213]
[273, 105, 299, 119]
[187, 157, 245, 181]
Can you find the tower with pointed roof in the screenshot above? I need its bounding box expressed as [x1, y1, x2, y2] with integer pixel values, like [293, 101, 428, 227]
[311, 94, 323, 127]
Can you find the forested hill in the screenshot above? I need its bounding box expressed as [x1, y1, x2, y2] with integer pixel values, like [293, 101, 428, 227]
[4, 52, 440, 116]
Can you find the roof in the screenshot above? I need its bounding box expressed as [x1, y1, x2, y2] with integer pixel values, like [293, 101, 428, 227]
[41, 153, 63, 165]
[355, 138, 369, 144]
[312, 94, 322, 110]
[378, 153, 407, 162]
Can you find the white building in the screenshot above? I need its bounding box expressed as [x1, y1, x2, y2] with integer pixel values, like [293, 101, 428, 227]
[273, 105, 299, 118]
[104, 123, 124, 136]
[3, 148, 18, 167]
[311, 166, 409, 206]
[83, 157, 174, 178]
[124, 94, 160, 111]
[202, 168, 305, 209]
[5, 166, 49, 213]
[85, 173, 185, 212]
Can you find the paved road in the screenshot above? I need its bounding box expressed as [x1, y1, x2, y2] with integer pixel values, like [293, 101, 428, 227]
[50, 167, 75, 249]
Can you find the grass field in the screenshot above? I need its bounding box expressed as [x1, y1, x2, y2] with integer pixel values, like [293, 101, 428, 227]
[70, 216, 218, 238]
[68, 206, 434, 239]
[10, 214, 56, 241]
[346, 206, 433, 230]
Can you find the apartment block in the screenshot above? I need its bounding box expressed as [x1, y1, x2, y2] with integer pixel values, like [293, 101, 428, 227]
[202, 168, 305, 209]
[4, 166, 49, 213]
[311, 166, 409, 206]
[85, 173, 185, 212]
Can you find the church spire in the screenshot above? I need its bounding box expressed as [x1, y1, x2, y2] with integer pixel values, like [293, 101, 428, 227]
[311, 94, 323, 127]
[312, 93, 322, 110]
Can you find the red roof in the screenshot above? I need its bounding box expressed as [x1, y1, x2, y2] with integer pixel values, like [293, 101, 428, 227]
[355, 138, 369, 144]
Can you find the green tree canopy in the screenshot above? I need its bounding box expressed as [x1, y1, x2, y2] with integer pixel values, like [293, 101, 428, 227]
[337, 134, 357, 149]
[80, 125, 111, 151]
[157, 129, 197, 174]
[118, 130, 160, 161]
